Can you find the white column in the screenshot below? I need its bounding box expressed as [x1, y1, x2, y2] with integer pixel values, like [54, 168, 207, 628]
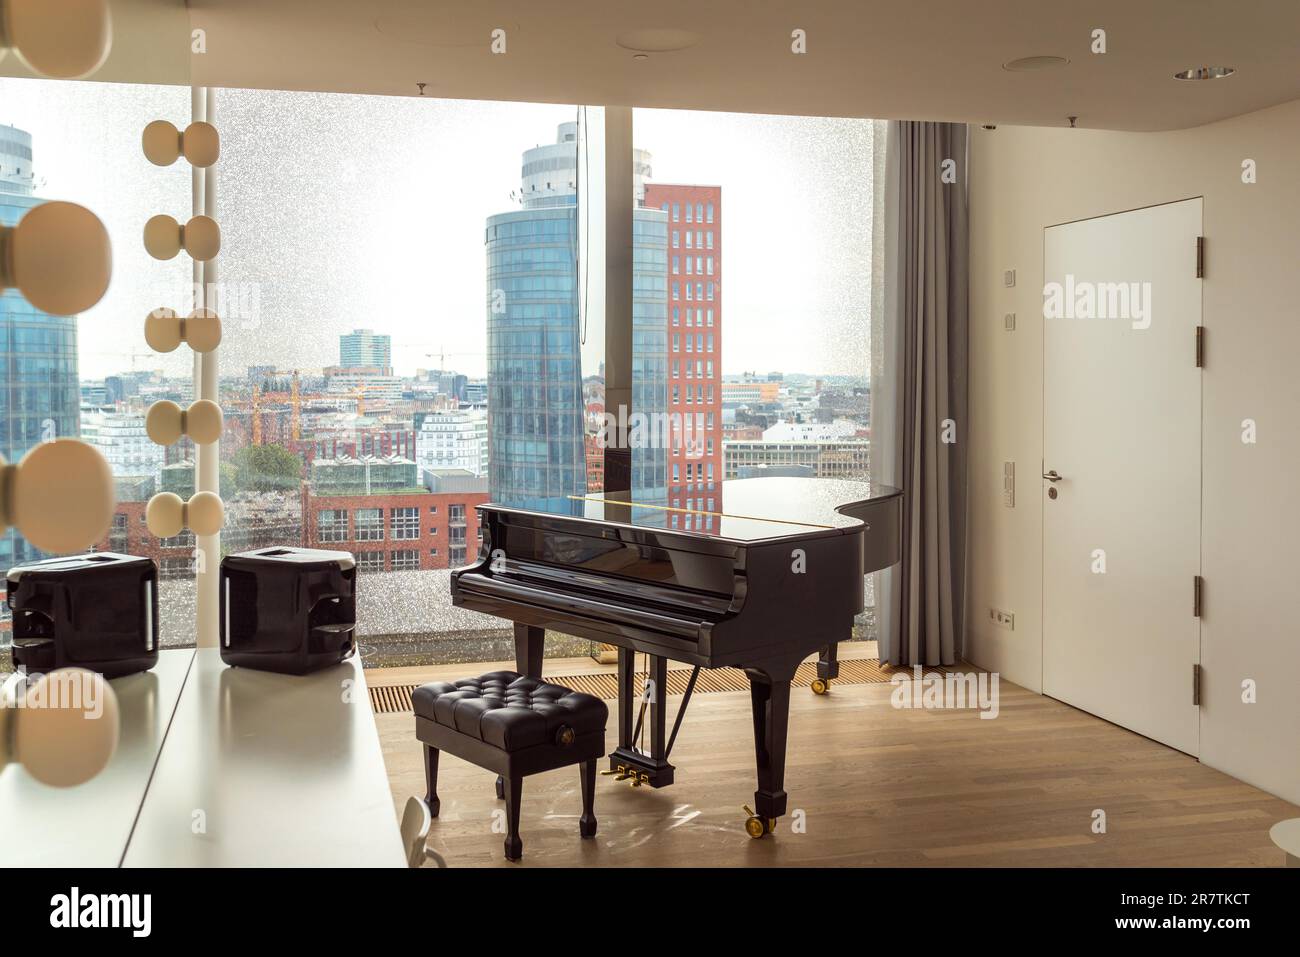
[193, 86, 220, 648]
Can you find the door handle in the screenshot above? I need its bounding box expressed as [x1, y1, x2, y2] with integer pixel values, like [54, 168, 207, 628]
[1042, 470, 1063, 483]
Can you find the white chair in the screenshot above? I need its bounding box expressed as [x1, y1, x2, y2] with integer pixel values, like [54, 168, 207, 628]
[1269, 819, 1300, 867]
[400, 796, 432, 868]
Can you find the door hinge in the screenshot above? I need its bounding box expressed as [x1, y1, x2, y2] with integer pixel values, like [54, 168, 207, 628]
[1196, 236, 1205, 278]
[1193, 574, 1203, 616]
[1195, 326, 1205, 368]
[1192, 663, 1202, 706]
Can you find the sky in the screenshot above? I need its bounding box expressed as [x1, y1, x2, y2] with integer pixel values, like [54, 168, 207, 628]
[0, 78, 875, 382]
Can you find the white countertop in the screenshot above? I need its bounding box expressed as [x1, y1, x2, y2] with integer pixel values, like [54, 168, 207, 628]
[0, 649, 194, 867]
[122, 649, 405, 867]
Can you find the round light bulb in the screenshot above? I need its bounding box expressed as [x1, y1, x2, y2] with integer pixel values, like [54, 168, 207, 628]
[187, 490, 225, 535]
[143, 214, 181, 260]
[144, 307, 181, 352]
[186, 308, 222, 352]
[9, 439, 114, 553]
[145, 400, 183, 446]
[182, 121, 220, 167]
[12, 668, 120, 788]
[186, 399, 223, 445]
[141, 119, 180, 166]
[6, 0, 113, 80]
[183, 215, 220, 261]
[146, 492, 184, 538]
[7, 201, 112, 315]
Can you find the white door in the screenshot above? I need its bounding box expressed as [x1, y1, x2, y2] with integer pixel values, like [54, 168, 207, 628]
[1043, 198, 1202, 755]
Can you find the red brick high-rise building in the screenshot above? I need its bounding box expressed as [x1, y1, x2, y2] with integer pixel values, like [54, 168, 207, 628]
[643, 184, 722, 529]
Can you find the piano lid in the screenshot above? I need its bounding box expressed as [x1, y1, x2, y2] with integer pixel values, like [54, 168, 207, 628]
[485, 477, 902, 544]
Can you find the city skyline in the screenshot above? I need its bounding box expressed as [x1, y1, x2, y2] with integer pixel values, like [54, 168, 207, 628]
[0, 79, 875, 382]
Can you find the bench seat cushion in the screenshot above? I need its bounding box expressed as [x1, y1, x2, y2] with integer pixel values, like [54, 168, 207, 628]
[412, 671, 607, 750]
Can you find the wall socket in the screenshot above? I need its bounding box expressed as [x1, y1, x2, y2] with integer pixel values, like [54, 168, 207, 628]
[988, 608, 1015, 630]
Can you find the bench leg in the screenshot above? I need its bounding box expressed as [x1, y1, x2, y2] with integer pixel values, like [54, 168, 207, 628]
[579, 759, 597, 838]
[502, 776, 523, 861]
[422, 745, 440, 818]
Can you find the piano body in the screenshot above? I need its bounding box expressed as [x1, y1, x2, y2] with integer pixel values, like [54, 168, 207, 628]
[450, 476, 902, 837]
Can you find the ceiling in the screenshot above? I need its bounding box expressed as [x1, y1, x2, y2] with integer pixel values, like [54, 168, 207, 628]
[11, 1, 1300, 131]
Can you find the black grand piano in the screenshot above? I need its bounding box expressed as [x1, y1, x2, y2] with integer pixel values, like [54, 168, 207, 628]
[451, 476, 902, 837]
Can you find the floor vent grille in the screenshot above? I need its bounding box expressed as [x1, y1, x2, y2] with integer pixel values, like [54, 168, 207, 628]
[369, 659, 950, 715]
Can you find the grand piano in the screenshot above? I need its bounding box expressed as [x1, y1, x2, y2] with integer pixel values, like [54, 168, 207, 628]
[450, 476, 902, 837]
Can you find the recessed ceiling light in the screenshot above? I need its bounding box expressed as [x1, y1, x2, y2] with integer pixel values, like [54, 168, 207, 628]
[615, 28, 701, 54]
[1174, 66, 1235, 80]
[1003, 55, 1070, 72]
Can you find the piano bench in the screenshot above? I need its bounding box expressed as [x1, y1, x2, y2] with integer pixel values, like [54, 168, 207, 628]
[412, 671, 607, 861]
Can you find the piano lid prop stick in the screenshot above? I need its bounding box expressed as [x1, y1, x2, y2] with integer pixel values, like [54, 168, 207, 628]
[664, 665, 701, 762]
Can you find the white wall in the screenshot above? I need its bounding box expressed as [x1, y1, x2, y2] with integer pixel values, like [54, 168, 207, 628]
[968, 98, 1300, 805]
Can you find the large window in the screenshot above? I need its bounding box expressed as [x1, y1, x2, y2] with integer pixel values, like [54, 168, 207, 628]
[0, 76, 880, 669]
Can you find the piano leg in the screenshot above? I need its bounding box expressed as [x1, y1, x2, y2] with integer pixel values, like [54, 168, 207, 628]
[500, 623, 546, 800]
[514, 622, 544, 678]
[743, 655, 802, 836]
[812, 642, 840, 695]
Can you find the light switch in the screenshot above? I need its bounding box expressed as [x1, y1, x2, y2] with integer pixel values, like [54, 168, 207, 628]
[1003, 461, 1015, 507]
[1003, 269, 1016, 287]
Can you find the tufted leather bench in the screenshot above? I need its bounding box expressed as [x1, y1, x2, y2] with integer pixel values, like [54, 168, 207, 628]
[413, 671, 607, 861]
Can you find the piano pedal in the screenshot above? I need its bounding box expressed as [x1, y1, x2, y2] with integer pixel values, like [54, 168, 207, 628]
[810, 677, 831, 696]
[600, 765, 626, 778]
[742, 806, 777, 839]
[629, 773, 649, 788]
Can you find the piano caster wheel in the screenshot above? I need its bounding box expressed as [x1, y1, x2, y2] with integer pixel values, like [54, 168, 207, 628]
[811, 678, 830, 696]
[495, 775, 505, 800]
[743, 806, 776, 839]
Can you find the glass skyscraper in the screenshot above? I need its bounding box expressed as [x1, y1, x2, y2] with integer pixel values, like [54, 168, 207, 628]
[486, 122, 667, 513]
[339, 328, 392, 370]
[0, 126, 81, 569]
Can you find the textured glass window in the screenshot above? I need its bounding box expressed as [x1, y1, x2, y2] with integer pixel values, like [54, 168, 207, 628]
[355, 508, 384, 541]
[357, 551, 385, 573]
[390, 549, 419, 571]
[318, 510, 349, 543]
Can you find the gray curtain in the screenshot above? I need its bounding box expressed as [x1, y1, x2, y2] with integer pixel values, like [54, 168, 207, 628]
[872, 121, 969, 667]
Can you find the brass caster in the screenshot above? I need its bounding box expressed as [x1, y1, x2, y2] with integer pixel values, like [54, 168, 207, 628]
[742, 806, 776, 839]
[811, 677, 830, 695]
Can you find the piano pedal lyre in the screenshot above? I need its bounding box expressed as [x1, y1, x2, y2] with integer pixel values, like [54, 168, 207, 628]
[742, 805, 777, 840]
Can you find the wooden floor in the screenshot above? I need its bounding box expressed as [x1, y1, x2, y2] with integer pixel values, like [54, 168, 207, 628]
[373, 657, 1298, 867]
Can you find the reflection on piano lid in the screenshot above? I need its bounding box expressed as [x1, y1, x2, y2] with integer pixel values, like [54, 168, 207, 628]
[488, 477, 899, 543]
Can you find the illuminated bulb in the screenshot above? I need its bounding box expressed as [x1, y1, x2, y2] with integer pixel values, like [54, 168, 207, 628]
[141, 119, 220, 168]
[1, 669, 120, 788]
[144, 306, 222, 354]
[1, 0, 113, 80]
[145, 398, 222, 446]
[0, 439, 115, 553]
[143, 214, 220, 261]
[0, 201, 112, 315]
